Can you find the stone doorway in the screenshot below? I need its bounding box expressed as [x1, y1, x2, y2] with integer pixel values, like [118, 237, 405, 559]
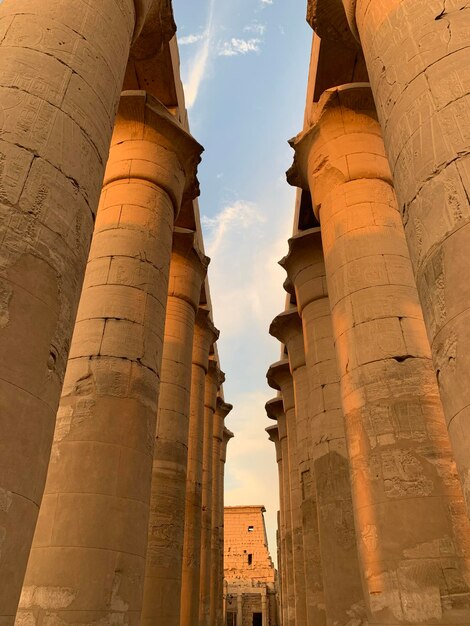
[252, 612, 262, 626]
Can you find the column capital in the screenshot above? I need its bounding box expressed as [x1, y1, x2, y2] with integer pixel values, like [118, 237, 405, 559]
[266, 359, 294, 412]
[132, 0, 176, 55]
[306, 0, 359, 48]
[193, 307, 219, 371]
[280, 227, 328, 313]
[265, 397, 284, 421]
[216, 397, 233, 420]
[266, 425, 282, 463]
[105, 91, 203, 213]
[287, 83, 391, 216]
[269, 310, 305, 371]
[221, 427, 234, 462]
[205, 359, 225, 411]
[169, 228, 210, 310]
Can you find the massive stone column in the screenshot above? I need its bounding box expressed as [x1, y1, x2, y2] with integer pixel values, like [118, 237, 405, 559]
[288, 83, 470, 624]
[0, 3, 174, 621]
[16, 91, 202, 626]
[310, 0, 470, 513]
[211, 400, 233, 626]
[265, 423, 286, 624]
[219, 426, 234, 626]
[267, 360, 307, 626]
[199, 360, 225, 626]
[141, 228, 209, 626]
[270, 310, 327, 626]
[280, 227, 366, 626]
[180, 309, 218, 626]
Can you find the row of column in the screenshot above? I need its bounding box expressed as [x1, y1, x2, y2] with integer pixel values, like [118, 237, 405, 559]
[0, 1, 233, 624]
[266, 2, 470, 623]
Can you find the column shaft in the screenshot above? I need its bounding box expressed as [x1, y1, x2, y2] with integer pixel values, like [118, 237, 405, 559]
[215, 413, 233, 626]
[142, 229, 208, 626]
[199, 361, 224, 626]
[289, 84, 470, 625]
[351, 0, 470, 510]
[180, 310, 218, 626]
[265, 409, 287, 626]
[281, 227, 366, 625]
[16, 92, 201, 626]
[209, 421, 223, 626]
[270, 313, 326, 626]
[0, 3, 165, 620]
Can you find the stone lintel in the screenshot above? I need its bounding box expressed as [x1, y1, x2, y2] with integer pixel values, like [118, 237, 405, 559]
[192, 307, 219, 370]
[306, 0, 359, 48]
[106, 91, 203, 211]
[270, 310, 305, 371]
[280, 227, 328, 312]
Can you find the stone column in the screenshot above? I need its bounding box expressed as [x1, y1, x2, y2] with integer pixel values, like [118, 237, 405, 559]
[266, 424, 285, 625]
[280, 227, 366, 625]
[270, 310, 326, 626]
[237, 593, 243, 626]
[261, 593, 268, 626]
[16, 91, 201, 626]
[212, 404, 233, 626]
[265, 397, 290, 626]
[267, 360, 307, 626]
[311, 0, 470, 514]
[141, 228, 209, 626]
[220, 427, 234, 626]
[180, 309, 219, 626]
[0, 3, 174, 620]
[199, 360, 225, 626]
[288, 83, 470, 624]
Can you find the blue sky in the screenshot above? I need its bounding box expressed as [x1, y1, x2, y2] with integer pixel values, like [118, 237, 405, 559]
[172, 0, 312, 562]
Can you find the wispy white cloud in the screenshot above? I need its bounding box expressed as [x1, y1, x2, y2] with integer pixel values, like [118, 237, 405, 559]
[260, 0, 273, 4]
[244, 22, 266, 36]
[218, 37, 262, 57]
[203, 200, 265, 259]
[178, 32, 206, 45]
[182, 0, 215, 109]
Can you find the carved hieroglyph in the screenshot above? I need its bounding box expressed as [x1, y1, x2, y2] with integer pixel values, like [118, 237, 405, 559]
[289, 83, 470, 625]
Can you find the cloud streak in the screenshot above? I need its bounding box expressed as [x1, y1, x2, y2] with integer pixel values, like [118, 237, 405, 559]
[182, 0, 215, 109]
